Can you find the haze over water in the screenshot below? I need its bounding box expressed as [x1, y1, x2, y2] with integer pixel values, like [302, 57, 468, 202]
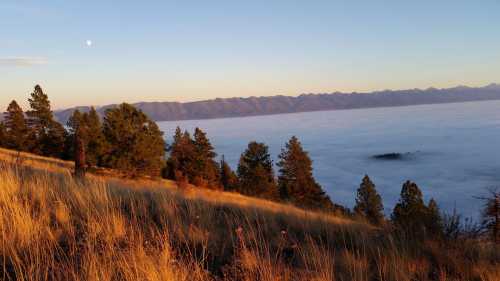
[159, 100, 500, 218]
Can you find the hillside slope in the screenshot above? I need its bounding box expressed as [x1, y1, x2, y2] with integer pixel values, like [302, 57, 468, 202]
[55, 84, 500, 123]
[0, 148, 498, 281]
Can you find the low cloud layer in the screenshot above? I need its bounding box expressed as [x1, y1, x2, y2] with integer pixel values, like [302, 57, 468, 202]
[0, 57, 47, 66]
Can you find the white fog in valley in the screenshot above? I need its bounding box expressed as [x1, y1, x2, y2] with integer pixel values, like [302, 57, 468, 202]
[159, 100, 500, 218]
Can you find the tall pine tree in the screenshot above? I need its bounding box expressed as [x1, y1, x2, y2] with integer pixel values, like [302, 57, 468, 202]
[66, 108, 107, 166]
[164, 127, 183, 180]
[392, 181, 442, 238]
[426, 198, 443, 237]
[237, 141, 279, 200]
[277, 136, 334, 210]
[27, 85, 53, 133]
[192, 127, 220, 188]
[392, 181, 427, 235]
[74, 125, 86, 179]
[84, 107, 107, 166]
[26, 85, 66, 157]
[45, 122, 67, 158]
[102, 103, 165, 177]
[168, 127, 197, 182]
[354, 175, 384, 225]
[3, 100, 29, 151]
[481, 190, 500, 243]
[67, 109, 85, 135]
[64, 110, 84, 160]
[66, 109, 92, 162]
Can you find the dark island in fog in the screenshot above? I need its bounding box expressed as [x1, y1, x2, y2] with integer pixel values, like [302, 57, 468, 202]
[55, 83, 500, 123]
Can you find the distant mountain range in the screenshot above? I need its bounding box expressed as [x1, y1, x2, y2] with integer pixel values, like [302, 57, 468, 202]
[55, 83, 500, 123]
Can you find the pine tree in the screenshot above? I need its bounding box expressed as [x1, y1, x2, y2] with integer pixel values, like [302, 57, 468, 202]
[237, 141, 279, 200]
[354, 175, 384, 225]
[67, 110, 85, 135]
[164, 127, 183, 180]
[66, 110, 90, 158]
[74, 127, 86, 179]
[27, 85, 53, 134]
[64, 110, 84, 160]
[102, 103, 165, 177]
[391, 181, 434, 238]
[66, 108, 107, 166]
[220, 155, 238, 191]
[426, 198, 443, 237]
[193, 127, 220, 188]
[84, 107, 107, 167]
[168, 127, 197, 182]
[26, 85, 66, 157]
[173, 126, 182, 141]
[45, 122, 67, 158]
[481, 190, 500, 243]
[277, 136, 334, 210]
[3, 100, 29, 151]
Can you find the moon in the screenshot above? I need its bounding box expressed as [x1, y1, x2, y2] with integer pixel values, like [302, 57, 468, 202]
[86, 40, 92, 47]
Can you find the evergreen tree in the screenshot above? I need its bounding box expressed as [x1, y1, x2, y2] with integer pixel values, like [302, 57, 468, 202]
[481, 190, 500, 243]
[426, 198, 443, 237]
[83, 107, 107, 166]
[27, 85, 53, 132]
[192, 127, 220, 188]
[3, 100, 29, 150]
[64, 110, 85, 160]
[392, 181, 427, 235]
[277, 136, 334, 210]
[102, 103, 165, 177]
[220, 155, 238, 191]
[237, 141, 279, 200]
[66, 108, 107, 166]
[164, 127, 184, 180]
[46, 121, 68, 158]
[392, 181, 442, 238]
[74, 127, 86, 179]
[67, 110, 85, 135]
[66, 110, 89, 158]
[168, 127, 197, 182]
[354, 175, 384, 225]
[26, 85, 66, 157]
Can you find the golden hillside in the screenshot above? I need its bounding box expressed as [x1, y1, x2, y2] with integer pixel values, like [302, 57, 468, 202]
[0, 148, 498, 281]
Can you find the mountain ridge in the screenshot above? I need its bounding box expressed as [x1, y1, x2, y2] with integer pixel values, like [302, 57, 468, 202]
[54, 83, 500, 123]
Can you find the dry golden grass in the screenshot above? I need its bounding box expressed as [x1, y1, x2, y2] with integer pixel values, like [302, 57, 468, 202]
[0, 148, 498, 281]
[0, 147, 73, 171]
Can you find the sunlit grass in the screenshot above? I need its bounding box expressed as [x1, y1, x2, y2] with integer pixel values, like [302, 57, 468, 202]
[0, 148, 498, 281]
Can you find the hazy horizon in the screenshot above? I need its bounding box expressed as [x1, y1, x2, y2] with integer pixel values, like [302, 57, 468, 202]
[2, 1, 500, 109]
[3, 82, 500, 111]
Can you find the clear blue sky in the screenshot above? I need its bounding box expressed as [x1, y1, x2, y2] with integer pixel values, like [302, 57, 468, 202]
[1, 0, 499, 109]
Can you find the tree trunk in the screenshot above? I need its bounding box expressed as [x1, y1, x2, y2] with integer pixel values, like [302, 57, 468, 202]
[74, 132, 86, 179]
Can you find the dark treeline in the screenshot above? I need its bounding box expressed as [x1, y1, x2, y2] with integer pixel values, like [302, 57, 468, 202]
[0, 86, 165, 178]
[1, 85, 499, 243]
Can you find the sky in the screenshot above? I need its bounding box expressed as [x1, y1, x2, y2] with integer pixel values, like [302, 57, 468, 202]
[1, 1, 499, 110]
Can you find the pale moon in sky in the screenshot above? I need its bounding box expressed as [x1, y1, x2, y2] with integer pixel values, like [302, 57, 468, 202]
[86, 40, 92, 47]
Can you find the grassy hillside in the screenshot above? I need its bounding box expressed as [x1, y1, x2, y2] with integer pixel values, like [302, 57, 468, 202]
[0, 148, 498, 281]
